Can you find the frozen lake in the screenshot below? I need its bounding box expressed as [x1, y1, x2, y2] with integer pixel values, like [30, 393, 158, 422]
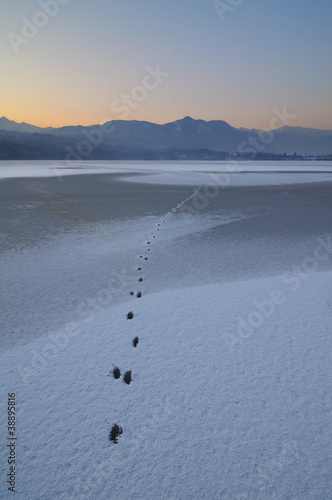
[1, 161, 331, 349]
[0, 161, 331, 499]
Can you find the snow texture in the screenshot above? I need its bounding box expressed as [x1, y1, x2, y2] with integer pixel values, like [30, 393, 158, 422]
[0, 161, 331, 499]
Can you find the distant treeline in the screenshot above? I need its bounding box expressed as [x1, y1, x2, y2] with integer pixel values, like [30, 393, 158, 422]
[0, 139, 331, 162]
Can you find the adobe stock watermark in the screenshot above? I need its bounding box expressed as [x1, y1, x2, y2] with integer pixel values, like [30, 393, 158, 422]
[19, 268, 132, 386]
[213, 0, 244, 23]
[238, 106, 296, 155]
[19, 321, 82, 386]
[178, 163, 243, 220]
[52, 64, 169, 181]
[7, 0, 71, 54]
[110, 64, 169, 119]
[238, 441, 300, 499]
[223, 235, 332, 351]
[68, 394, 177, 499]
[51, 119, 116, 181]
[255, 442, 300, 494]
[177, 105, 296, 221]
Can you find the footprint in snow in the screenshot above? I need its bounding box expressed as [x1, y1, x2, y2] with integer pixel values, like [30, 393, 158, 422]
[123, 371, 132, 385]
[133, 337, 139, 347]
[112, 367, 121, 379]
[109, 424, 123, 444]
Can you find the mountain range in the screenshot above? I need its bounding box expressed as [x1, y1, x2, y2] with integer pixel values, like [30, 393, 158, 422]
[0, 116, 331, 160]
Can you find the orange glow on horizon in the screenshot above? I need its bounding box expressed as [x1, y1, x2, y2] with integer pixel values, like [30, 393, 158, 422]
[1, 99, 332, 131]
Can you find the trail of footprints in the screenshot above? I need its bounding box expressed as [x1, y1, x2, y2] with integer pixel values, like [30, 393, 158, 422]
[109, 189, 201, 444]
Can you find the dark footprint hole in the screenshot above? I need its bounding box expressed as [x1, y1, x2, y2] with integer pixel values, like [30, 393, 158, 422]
[123, 371, 132, 385]
[139, 255, 143, 259]
[137, 267, 142, 271]
[109, 424, 123, 444]
[137, 292, 142, 298]
[113, 367, 121, 379]
[133, 336, 139, 347]
[153, 236, 156, 238]
[147, 241, 151, 244]
[147, 249, 150, 251]
[138, 277, 143, 282]
[130, 291, 134, 296]
[127, 312, 134, 320]
[144, 257, 148, 261]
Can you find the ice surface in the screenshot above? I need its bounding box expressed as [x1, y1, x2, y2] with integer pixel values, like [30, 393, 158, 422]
[1, 160, 332, 186]
[0, 162, 331, 499]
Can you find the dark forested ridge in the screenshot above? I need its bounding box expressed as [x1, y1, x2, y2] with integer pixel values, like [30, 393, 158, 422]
[1, 116, 331, 160]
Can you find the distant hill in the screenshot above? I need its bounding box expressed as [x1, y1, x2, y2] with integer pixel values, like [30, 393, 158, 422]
[0, 116, 331, 160]
[0, 116, 46, 134]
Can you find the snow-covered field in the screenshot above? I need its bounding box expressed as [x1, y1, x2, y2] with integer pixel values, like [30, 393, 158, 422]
[0, 161, 331, 499]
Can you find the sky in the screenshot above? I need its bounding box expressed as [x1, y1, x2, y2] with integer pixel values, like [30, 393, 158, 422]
[0, 0, 332, 130]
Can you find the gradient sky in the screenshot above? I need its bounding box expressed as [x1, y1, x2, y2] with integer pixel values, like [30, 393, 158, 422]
[1, 0, 332, 130]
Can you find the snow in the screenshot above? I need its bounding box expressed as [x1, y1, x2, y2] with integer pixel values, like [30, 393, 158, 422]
[0, 160, 332, 187]
[0, 160, 127, 179]
[1, 271, 331, 499]
[120, 169, 332, 186]
[0, 162, 332, 499]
